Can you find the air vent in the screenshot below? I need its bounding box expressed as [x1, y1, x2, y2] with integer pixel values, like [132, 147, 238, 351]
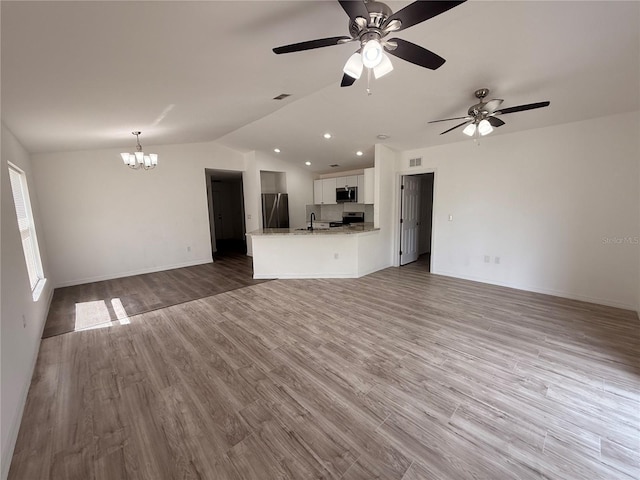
[273, 93, 291, 100]
[409, 157, 422, 167]
[330, 164, 340, 168]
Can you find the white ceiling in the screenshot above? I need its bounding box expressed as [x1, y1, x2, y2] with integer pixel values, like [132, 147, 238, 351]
[2, 1, 639, 172]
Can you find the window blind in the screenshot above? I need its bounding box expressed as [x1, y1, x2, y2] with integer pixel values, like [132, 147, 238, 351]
[8, 164, 44, 291]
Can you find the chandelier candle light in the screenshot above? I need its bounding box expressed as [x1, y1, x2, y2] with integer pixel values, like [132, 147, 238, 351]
[120, 131, 158, 170]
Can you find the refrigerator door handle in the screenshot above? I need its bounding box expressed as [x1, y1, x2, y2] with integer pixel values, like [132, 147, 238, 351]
[267, 198, 276, 228]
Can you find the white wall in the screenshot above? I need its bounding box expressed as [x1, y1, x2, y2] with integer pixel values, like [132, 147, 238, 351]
[396, 111, 640, 310]
[31, 141, 246, 287]
[374, 144, 398, 269]
[259, 171, 287, 194]
[244, 151, 314, 255]
[1, 124, 53, 478]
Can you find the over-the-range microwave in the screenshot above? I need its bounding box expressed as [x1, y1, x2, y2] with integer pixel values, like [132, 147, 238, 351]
[336, 186, 358, 203]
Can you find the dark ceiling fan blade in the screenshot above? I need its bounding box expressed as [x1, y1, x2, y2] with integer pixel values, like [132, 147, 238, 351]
[382, 1, 467, 32]
[273, 36, 352, 54]
[338, 0, 369, 20]
[494, 101, 550, 115]
[385, 38, 445, 70]
[487, 116, 505, 127]
[440, 120, 470, 135]
[341, 73, 356, 87]
[428, 116, 471, 124]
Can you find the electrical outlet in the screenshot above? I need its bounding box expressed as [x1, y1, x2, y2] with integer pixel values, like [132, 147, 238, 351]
[494, 256, 500, 264]
[247, 214, 252, 220]
[448, 215, 453, 221]
[484, 255, 490, 263]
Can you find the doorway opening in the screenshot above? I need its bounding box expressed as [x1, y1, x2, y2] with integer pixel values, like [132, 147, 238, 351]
[399, 172, 434, 270]
[205, 169, 246, 259]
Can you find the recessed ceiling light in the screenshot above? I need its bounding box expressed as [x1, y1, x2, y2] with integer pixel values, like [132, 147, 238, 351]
[274, 148, 281, 153]
[377, 134, 389, 140]
[356, 151, 363, 156]
[323, 133, 332, 139]
[305, 161, 311, 166]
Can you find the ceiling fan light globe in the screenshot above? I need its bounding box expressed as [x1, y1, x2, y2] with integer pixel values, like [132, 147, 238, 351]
[362, 39, 383, 68]
[149, 154, 158, 166]
[373, 53, 393, 79]
[343, 53, 364, 79]
[462, 123, 476, 136]
[478, 119, 493, 136]
[120, 152, 130, 164]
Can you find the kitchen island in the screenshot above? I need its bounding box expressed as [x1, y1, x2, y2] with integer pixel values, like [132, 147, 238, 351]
[247, 223, 383, 279]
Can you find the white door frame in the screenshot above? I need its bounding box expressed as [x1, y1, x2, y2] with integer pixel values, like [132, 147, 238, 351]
[399, 175, 421, 265]
[392, 168, 437, 269]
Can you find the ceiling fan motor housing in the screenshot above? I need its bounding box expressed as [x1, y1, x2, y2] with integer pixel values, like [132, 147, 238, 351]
[468, 103, 488, 118]
[467, 88, 491, 118]
[349, 1, 392, 38]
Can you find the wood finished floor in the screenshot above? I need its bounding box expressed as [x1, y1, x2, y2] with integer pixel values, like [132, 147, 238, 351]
[10, 262, 640, 479]
[42, 252, 266, 338]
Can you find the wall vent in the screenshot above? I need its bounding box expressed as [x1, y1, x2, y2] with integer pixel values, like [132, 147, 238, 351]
[273, 93, 291, 100]
[409, 157, 422, 167]
[330, 164, 340, 168]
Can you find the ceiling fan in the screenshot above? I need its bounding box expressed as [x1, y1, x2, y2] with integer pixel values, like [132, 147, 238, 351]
[429, 88, 551, 136]
[272, 1, 467, 87]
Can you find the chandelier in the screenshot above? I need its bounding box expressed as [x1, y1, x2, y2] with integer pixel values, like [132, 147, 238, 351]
[120, 131, 158, 170]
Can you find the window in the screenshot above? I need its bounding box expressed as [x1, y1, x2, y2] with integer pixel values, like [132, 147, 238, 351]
[8, 162, 45, 300]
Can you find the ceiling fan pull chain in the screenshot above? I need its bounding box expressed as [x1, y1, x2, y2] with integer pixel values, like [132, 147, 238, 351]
[366, 68, 372, 96]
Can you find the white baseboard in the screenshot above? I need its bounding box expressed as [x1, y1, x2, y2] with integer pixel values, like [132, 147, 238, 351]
[432, 269, 638, 312]
[54, 257, 213, 288]
[254, 272, 356, 280]
[357, 262, 391, 278]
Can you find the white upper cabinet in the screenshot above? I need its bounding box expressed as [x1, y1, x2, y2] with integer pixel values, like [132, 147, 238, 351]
[363, 168, 375, 204]
[357, 175, 365, 203]
[313, 173, 373, 204]
[314, 177, 337, 204]
[335, 176, 358, 188]
[313, 179, 323, 204]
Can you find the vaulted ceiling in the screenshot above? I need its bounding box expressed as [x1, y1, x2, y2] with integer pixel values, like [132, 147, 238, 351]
[2, 1, 639, 172]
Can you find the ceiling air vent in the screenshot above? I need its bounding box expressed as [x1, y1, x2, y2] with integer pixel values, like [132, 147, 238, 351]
[273, 93, 291, 100]
[409, 157, 422, 167]
[330, 164, 340, 168]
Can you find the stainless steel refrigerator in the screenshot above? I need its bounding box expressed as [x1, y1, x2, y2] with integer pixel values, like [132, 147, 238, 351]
[261, 193, 289, 228]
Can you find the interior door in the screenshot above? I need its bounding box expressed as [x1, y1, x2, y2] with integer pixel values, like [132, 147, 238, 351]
[400, 175, 421, 265]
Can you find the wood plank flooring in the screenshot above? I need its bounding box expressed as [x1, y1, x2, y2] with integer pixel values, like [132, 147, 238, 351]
[10, 263, 640, 479]
[42, 253, 266, 338]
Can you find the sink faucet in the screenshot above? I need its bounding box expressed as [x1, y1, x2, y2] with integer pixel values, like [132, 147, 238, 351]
[309, 212, 315, 231]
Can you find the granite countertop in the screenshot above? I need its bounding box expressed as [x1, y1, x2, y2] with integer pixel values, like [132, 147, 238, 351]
[247, 223, 379, 236]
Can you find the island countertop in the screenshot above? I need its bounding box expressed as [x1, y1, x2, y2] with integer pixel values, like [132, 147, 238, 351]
[247, 222, 378, 236]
